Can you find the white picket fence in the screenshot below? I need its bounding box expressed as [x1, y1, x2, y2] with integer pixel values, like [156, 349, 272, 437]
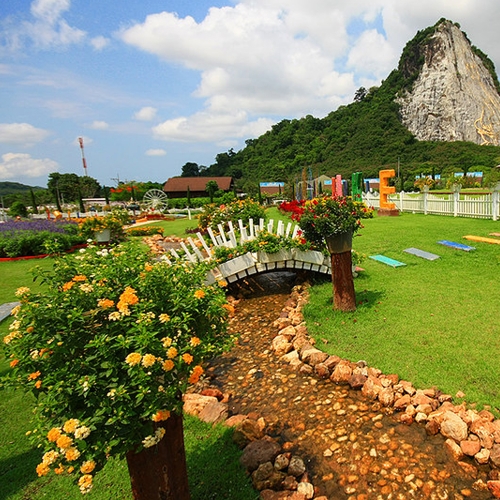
[363, 189, 500, 221]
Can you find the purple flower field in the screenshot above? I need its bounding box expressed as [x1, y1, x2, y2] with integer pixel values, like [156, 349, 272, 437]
[0, 219, 78, 235]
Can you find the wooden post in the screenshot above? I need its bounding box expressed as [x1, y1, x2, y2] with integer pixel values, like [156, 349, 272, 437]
[126, 413, 190, 500]
[331, 251, 356, 312]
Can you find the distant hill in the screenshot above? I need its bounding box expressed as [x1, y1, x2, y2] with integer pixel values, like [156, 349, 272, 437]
[0, 181, 45, 196]
[204, 18, 500, 193]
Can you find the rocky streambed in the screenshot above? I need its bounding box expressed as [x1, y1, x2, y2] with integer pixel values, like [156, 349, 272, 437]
[184, 274, 500, 499]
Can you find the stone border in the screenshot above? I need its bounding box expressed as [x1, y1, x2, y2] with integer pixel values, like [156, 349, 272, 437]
[272, 283, 500, 498]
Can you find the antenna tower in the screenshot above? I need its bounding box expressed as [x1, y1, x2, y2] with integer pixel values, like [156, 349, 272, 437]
[78, 137, 88, 176]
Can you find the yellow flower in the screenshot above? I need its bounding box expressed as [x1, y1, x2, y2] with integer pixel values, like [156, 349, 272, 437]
[166, 347, 178, 359]
[63, 419, 80, 434]
[108, 311, 122, 321]
[80, 460, 96, 474]
[152, 409, 171, 422]
[42, 450, 59, 465]
[182, 353, 193, 365]
[79, 284, 94, 293]
[65, 447, 81, 461]
[78, 474, 93, 494]
[15, 287, 30, 297]
[159, 314, 170, 323]
[62, 281, 75, 291]
[47, 427, 62, 442]
[194, 289, 206, 299]
[56, 434, 73, 450]
[190, 337, 201, 347]
[162, 359, 174, 372]
[117, 286, 139, 313]
[144, 263, 153, 271]
[141, 354, 156, 367]
[26, 326, 34, 333]
[125, 352, 142, 366]
[218, 280, 228, 288]
[11, 305, 21, 316]
[98, 298, 114, 309]
[161, 337, 172, 347]
[74, 426, 91, 440]
[36, 462, 50, 477]
[72, 275, 87, 282]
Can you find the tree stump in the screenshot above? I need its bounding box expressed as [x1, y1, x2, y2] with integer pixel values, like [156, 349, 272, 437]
[126, 413, 190, 500]
[331, 250, 356, 312]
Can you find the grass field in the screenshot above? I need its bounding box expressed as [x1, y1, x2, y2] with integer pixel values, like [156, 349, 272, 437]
[304, 212, 500, 413]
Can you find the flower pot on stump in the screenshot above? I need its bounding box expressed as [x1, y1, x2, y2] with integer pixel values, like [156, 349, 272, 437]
[326, 232, 356, 312]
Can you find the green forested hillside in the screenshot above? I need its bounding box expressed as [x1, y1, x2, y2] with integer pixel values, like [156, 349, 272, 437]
[204, 20, 500, 194]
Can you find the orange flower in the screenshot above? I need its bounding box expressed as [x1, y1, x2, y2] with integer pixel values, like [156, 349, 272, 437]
[218, 280, 228, 288]
[162, 359, 174, 372]
[54, 464, 65, 475]
[10, 359, 19, 368]
[28, 371, 41, 380]
[144, 263, 153, 272]
[190, 337, 201, 347]
[80, 460, 96, 474]
[36, 463, 50, 477]
[117, 286, 139, 313]
[63, 419, 80, 434]
[125, 353, 142, 366]
[65, 447, 81, 461]
[72, 275, 87, 282]
[47, 427, 62, 442]
[182, 353, 193, 365]
[222, 303, 235, 315]
[166, 347, 178, 359]
[35, 380, 42, 389]
[56, 434, 73, 450]
[26, 326, 34, 333]
[188, 365, 204, 384]
[141, 354, 156, 367]
[194, 289, 205, 299]
[97, 298, 114, 309]
[152, 409, 171, 422]
[62, 281, 75, 291]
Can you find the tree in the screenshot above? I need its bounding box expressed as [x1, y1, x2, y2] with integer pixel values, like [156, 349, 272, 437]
[354, 87, 368, 102]
[9, 201, 28, 218]
[205, 180, 219, 203]
[181, 162, 200, 177]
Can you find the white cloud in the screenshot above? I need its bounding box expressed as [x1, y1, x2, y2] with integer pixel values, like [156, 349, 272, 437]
[90, 35, 109, 51]
[145, 148, 167, 156]
[134, 107, 158, 121]
[1, 0, 85, 52]
[0, 152, 58, 180]
[0, 123, 50, 145]
[90, 121, 109, 130]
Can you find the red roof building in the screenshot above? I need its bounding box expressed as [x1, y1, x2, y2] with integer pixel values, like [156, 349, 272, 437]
[162, 177, 233, 198]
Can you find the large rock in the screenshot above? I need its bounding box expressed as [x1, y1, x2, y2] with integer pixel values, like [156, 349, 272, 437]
[330, 361, 353, 385]
[440, 411, 469, 442]
[233, 418, 265, 448]
[240, 437, 282, 472]
[397, 20, 500, 146]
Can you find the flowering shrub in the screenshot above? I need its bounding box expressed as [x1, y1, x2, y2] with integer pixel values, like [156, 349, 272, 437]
[198, 199, 265, 231]
[212, 230, 314, 263]
[78, 209, 129, 242]
[126, 225, 164, 237]
[0, 220, 85, 257]
[280, 196, 373, 249]
[2, 241, 230, 494]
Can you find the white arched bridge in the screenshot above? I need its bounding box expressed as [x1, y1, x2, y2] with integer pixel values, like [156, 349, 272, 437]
[159, 218, 333, 284]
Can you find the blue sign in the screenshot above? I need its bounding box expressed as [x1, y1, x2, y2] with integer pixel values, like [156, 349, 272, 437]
[260, 182, 284, 187]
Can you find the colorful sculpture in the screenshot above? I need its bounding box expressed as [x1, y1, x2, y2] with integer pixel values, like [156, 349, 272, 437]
[378, 169, 399, 216]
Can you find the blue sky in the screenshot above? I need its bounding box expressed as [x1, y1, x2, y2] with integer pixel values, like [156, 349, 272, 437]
[1, 0, 499, 189]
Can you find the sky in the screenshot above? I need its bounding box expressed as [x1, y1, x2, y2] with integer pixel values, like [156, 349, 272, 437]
[1, 0, 500, 190]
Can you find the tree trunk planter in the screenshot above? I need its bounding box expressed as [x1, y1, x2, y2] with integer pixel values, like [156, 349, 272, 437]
[126, 414, 190, 500]
[326, 232, 356, 312]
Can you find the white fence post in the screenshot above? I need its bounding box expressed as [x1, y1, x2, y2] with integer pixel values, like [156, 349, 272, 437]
[453, 184, 460, 217]
[493, 184, 500, 221]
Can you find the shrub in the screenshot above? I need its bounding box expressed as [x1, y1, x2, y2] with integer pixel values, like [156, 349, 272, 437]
[9, 201, 28, 218]
[2, 241, 231, 495]
[126, 226, 164, 237]
[198, 199, 265, 231]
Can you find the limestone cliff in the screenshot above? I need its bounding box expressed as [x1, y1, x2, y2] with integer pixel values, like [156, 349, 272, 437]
[396, 20, 500, 146]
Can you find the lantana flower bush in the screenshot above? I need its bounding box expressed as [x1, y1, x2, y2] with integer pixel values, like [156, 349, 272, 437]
[3, 241, 231, 495]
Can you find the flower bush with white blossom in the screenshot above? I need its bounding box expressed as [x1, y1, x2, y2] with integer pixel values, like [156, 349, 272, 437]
[2, 241, 231, 494]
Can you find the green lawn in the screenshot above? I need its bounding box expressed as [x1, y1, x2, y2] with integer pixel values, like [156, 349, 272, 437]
[304, 212, 500, 413]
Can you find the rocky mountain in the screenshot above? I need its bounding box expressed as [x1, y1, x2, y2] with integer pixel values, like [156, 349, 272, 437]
[396, 20, 500, 146]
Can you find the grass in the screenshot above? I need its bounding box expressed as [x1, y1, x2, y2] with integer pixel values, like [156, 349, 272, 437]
[304, 212, 500, 413]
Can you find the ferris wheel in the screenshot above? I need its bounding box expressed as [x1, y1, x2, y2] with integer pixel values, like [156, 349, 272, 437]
[142, 189, 169, 211]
